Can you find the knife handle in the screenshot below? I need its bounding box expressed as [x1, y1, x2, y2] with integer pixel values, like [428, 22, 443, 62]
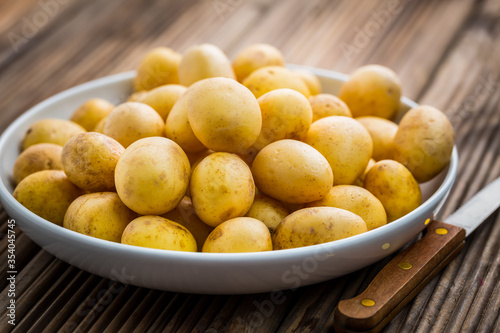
[334, 220, 466, 333]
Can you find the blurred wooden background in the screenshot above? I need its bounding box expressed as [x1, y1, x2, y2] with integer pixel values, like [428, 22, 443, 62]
[0, 0, 499, 332]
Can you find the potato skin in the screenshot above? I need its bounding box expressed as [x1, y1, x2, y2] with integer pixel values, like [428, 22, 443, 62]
[121, 215, 197, 252]
[304, 116, 373, 185]
[62, 132, 124, 192]
[364, 160, 422, 222]
[356, 116, 398, 161]
[202, 217, 272, 253]
[251, 139, 333, 204]
[138, 84, 187, 120]
[13, 170, 83, 226]
[187, 77, 262, 153]
[134, 47, 181, 91]
[63, 192, 137, 242]
[190, 152, 255, 227]
[243, 66, 311, 99]
[393, 105, 454, 183]
[339, 65, 401, 119]
[309, 94, 352, 122]
[115, 137, 191, 215]
[273, 207, 367, 250]
[293, 70, 322, 95]
[70, 98, 114, 131]
[232, 43, 285, 82]
[245, 193, 289, 232]
[307, 185, 387, 230]
[13, 143, 63, 184]
[22, 118, 86, 150]
[353, 158, 376, 187]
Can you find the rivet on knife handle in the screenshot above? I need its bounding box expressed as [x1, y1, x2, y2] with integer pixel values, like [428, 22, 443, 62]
[334, 220, 466, 332]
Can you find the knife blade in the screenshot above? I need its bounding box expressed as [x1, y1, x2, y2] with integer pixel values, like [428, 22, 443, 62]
[334, 177, 500, 333]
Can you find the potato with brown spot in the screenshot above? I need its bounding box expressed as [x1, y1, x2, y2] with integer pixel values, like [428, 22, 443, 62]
[243, 66, 311, 98]
[245, 193, 288, 233]
[70, 98, 114, 131]
[202, 217, 272, 253]
[364, 160, 422, 222]
[309, 94, 352, 122]
[62, 132, 124, 192]
[356, 116, 398, 161]
[134, 47, 181, 91]
[13, 170, 83, 226]
[22, 118, 86, 150]
[190, 152, 255, 227]
[273, 207, 367, 250]
[232, 44, 285, 82]
[13, 143, 63, 184]
[121, 215, 197, 251]
[63, 192, 137, 242]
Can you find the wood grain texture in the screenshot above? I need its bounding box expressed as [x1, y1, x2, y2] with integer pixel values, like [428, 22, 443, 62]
[0, 0, 499, 332]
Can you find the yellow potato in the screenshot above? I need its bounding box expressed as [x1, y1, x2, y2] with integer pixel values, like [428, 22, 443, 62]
[243, 66, 311, 99]
[187, 77, 261, 153]
[134, 47, 181, 91]
[293, 69, 322, 95]
[13, 170, 83, 226]
[22, 118, 86, 150]
[304, 116, 373, 185]
[61, 132, 124, 192]
[63, 192, 137, 242]
[353, 158, 376, 187]
[70, 98, 114, 131]
[165, 90, 206, 153]
[121, 215, 197, 252]
[190, 152, 255, 227]
[115, 137, 191, 215]
[178, 44, 235, 86]
[232, 43, 285, 82]
[309, 93, 352, 122]
[252, 88, 312, 151]
[162, 197, 213, 251]
[339, 65, 402, 119]
[393, 105, 454, 183]
[356, 116, 398, 161]
[307, 185, 387, 230]
[126, 90, 148, 102]
[364, 160, 422, 222]
[251, 139, 333, 204]
[273, 207, 367, 250]
[202, 217, 272, 253]
[13, 143, 63, 184]
[245, 193, 289, 232]
[103, 102, 165, 148]
[93, 116, 107, 133]
[138, 84, 187, 120]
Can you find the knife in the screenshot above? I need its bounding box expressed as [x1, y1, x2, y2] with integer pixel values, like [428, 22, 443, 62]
[334, 177, 500, 333]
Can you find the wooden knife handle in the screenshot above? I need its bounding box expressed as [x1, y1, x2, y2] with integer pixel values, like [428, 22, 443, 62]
[334, 220, 466, 333]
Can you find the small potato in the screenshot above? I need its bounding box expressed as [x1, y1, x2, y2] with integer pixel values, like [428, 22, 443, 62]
[273, 207, 367, 250]
[103, 102, 165, 148]
[339, 65, 402, 119]
[115, 137, 191, 215]
[309, 94, 352, 122]
[126, 90, 148, 102]
[243, 66, 311, 98]
[187, 77, 262, 153]
[138, 84, 187, 120]
[393, 105, 454, 183]
[232, 44, 285, 82]
[202, 217, 272, 253]
[245, 193, 288, 232]
[22, 118, 86, 150]
[70, 98, 114, 131]
[93, 117, 107, 133]
[356, 116, 398, 161]
[252, 88, 312, 151]
[364, 160, 422, 222]
[134, 47, 181, 91]
[122, 215, 197, 252]
[62, 132, 124, 192]
[307, 185, 387, 231]
[353, 158, 376, 187]
[251, 139, 333, 204]
[13, 170, 83, 226]
[162, 197, 214, 251]
[190, 152, 255, 227]
[304, 116, 373, 185]
[178, 44, 235, 86]
[293, 69, 322, 95]
[63, 192, 137, 242]
[165, 90, 206, 153]
[13, 143, 63, 184]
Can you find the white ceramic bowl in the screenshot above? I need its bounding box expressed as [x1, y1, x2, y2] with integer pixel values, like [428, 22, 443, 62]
[0, 66, 458, 294]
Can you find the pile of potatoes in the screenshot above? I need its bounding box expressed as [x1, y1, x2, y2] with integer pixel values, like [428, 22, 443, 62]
[12, 43, 454, 253]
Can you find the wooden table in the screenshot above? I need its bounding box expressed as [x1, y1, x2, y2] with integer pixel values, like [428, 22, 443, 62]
[1, 0, 499, 331]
